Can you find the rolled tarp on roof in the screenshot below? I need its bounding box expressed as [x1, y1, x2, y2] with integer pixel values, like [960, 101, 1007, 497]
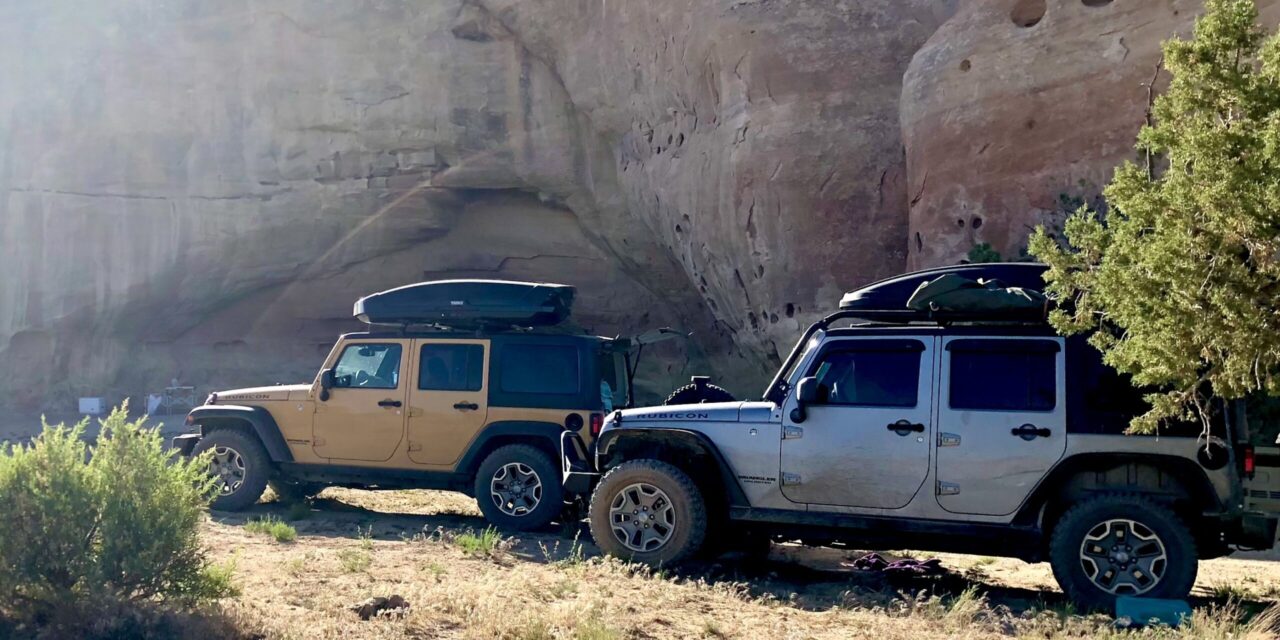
[353, 280, 575, 327]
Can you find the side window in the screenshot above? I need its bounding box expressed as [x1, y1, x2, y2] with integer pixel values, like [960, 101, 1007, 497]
[332, 343, 402, 389]
[808, 342, 922, 407]
[419, 344, 484, 391]
[949, 340, 1057, 412]
[499, 344, 579, 395]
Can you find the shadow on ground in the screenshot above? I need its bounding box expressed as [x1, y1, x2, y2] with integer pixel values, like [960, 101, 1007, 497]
[212, 491, 1277, 618]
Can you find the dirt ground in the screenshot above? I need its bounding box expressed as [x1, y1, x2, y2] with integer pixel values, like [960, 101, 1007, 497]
[205, 488, 1280, 640]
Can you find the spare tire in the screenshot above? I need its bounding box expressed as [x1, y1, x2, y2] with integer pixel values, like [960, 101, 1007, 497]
[664, 377, 735, 405]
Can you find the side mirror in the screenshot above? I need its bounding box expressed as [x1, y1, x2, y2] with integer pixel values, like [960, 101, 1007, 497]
[319, 368, 335, 401]
[790, 376, 819, 423]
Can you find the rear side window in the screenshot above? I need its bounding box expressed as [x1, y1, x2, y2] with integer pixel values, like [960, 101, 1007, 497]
[419, 344, 484, 391]
[499, 344, 579, 395]
[809, 341, 923, 407]
[949, 340, 1057, 412]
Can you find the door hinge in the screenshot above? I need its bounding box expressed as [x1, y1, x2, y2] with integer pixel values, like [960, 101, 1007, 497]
[937, 481, 960, 496]
[407, 407, 424, 418]
[408, 442, 422, 452]
[938, 432, 961, 447]
[783, 425, 803, 440]
[313, 437, 326, 447]
[782, 472, 802, 486]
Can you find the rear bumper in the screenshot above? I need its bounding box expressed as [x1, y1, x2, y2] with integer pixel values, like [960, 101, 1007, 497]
[560, 431, 599, 496]
[1225, 512, 1279, 550]
[171, 433, 201, 457]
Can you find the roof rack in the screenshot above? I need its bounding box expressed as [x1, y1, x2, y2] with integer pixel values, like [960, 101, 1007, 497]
[839, 262, 1048, 322]
[353, 279, 575, 329]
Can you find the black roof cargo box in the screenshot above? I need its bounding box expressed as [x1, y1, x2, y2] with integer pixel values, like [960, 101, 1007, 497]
[839, 263, 1049, 322]
[353, 280, 575, 327]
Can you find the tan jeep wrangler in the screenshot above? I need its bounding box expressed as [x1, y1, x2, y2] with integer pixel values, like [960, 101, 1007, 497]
[174, 280, 666, 530]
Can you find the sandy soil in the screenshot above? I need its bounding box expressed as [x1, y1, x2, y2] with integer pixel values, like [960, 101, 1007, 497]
[204, 488, 1280, 639]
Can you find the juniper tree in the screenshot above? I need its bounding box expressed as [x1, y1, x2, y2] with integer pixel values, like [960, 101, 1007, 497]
[1029, 0, 1280, 433]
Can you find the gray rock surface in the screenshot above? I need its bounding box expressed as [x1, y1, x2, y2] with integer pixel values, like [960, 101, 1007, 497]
[901, 0, 1280, 267]
[3, 0, 1260, 410]
[0, 0, 953, 407]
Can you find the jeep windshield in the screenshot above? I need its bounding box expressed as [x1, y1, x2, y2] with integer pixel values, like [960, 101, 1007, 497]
[765, 330, 825, 404]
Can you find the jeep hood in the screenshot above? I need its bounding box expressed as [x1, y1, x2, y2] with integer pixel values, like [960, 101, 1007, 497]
[214, 384, 312, 403]
[618, 401, 776, 423]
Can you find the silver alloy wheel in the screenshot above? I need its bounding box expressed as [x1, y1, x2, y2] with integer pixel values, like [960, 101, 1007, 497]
[490, 462, 543, 517]
[608, 482, 676, 552]
[210, 446, 246, 496]
[1079, 518, 1168, 595]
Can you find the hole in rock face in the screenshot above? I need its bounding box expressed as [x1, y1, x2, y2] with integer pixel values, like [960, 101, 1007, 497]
[1011, 0, 1046, 27]
[785, 303, 795, 318]
[1082, 0, 1112, 6]
[972, 216, 983, 229]
[915, 232, 924, 251]
[957, 218, 966, 227]
[675, 224, 683, 233]
[959, 59, 972, 72]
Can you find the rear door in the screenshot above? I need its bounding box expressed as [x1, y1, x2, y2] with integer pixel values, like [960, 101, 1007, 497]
[406, 339, 489, 467]
[779, 337, 936, 509]
[935, 337, 1066, 515]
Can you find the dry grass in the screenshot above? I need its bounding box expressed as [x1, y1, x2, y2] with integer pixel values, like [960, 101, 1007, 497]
[194, 489, 1280, 639]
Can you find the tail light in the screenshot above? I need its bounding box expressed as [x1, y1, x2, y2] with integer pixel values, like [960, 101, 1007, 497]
[590, 413, 604, 437]
[1244, 445, 1256, 477]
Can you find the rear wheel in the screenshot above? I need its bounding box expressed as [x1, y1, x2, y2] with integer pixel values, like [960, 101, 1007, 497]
[193, 429, 270, 511]
[1049, 494, 1197, 610]
[589, 459, 707, 566]
[474, 444, 563, 531]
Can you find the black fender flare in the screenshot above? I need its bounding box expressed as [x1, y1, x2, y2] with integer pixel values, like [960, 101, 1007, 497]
[188, 405, 293, 462]
[595, 428, 749, 508]
[456, 420, 565, 474]
[1013, 452, 1223, 527]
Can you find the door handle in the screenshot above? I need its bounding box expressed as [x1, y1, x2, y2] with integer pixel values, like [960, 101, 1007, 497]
[887, 420, 925, 434]
[1011, 424, 1051, 440]
[378, 399, 402, 408]
[453, 402, 479, 411]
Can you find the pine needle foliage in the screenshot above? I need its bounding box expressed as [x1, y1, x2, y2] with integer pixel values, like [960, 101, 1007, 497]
[1030, 0, 1280, 433]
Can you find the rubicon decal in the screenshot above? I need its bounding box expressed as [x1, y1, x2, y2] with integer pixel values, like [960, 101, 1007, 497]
[643, 412, 711, 420]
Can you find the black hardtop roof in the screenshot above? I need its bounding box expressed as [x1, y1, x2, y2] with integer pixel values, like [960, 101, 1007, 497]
[825, 323, 1058, 338]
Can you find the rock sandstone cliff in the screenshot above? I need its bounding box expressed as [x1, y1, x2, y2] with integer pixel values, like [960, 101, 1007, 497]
[1, 0, 1268, 408]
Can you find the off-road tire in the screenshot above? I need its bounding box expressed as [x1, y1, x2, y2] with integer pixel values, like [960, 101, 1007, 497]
[664, 383, 735, 405]
[194, 429, 271, 512]
[269, 479, 325, 504]
[475, 444, 564, 531]
[1048, 494, 1197, 611]
[589, 459, 707, 566]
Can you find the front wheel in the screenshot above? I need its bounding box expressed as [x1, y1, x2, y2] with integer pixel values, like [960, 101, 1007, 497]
[193, 429, 270, 511]
[1048, 494, 1198, 610]
[589, 459, 707, 566]
[474, 444, 564, 531]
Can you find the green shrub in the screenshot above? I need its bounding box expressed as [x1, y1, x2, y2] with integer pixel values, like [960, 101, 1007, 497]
[0, 404, 229, 625]
[455, 526, 503, 558]
[245, 515, 297, 543]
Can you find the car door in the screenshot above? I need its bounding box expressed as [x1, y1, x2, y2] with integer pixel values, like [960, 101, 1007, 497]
[779, 337, 936, 509]
[405, 339, 490, 467]
[312, 340, 409, 462]
[935, 337, 1067, 516]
